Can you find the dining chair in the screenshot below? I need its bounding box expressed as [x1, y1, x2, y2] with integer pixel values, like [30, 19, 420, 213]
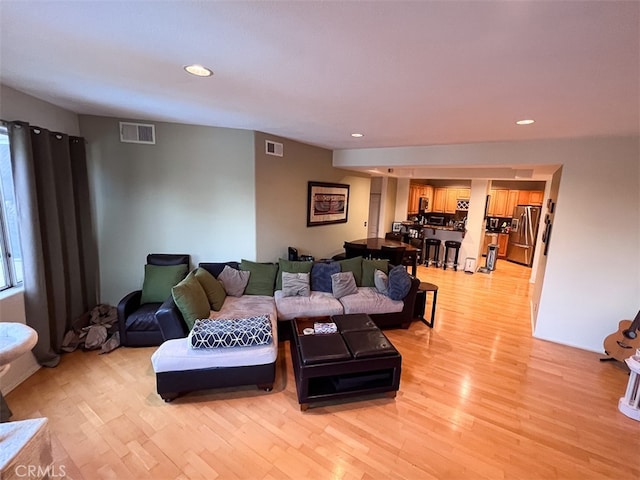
[379, 245, 406, 267]
[407, 238, 423, 265]
[344, 242, 367, 259]
[385, 232, 403, 242]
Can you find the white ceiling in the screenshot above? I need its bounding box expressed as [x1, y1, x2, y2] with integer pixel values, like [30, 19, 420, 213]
[1, 1, 638, 153]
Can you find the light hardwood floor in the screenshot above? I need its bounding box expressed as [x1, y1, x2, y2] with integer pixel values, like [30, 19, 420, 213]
[7, 261, 640, 479]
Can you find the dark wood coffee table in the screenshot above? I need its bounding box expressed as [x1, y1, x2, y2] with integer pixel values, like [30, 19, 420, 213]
[289, 314, 402, 411]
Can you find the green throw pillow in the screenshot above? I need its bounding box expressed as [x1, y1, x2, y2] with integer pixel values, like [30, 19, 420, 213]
[194, 267, 226, 311]
[172, 272, 211, 331]
[276, 258, 313, 290]
[338, 256, 363, 286]
[240, 259, 278, 296]
[140, 263, 188, 304]
[362, 258, 389, 287]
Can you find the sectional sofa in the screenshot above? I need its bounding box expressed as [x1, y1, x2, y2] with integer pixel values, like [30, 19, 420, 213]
[150, 257, 419, 401]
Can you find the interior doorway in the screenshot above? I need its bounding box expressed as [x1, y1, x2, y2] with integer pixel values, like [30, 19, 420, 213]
[367, 193, 381, 237]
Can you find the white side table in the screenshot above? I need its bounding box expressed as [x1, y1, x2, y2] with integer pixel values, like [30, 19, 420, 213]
[619, 355, 640, 421]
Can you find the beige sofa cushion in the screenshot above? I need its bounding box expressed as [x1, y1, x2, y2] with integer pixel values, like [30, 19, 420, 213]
[338, 287, 404, 315]
[274, 290, 344, 320]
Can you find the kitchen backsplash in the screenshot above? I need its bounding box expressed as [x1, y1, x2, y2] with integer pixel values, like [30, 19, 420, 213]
[486, 216, 512, 232]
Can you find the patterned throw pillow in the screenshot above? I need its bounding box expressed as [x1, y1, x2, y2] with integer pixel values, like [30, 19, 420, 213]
[188, 315, 273, 348]
[386, 265, 412, 300]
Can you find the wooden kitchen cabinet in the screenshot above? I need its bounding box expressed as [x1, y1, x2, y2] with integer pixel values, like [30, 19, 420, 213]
[497, 233, 509, 258]
[445, 188, 458, 213]
[517, 190, 530, 205]
[408, 185, 420, 215]
[506, 190, 519, 218]
[408, 184, 434, 215]
[488, 189, 509, 217]
[411, 185, 468, 215]
[457, 188, 470, 200]
[482, 232, 509, 258]
[528, 190, 544, 206]
[432, 187, 446, 213]
[517, 190, 544, 207]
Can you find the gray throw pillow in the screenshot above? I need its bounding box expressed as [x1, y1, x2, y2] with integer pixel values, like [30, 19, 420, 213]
[331, 271, 358, 299]
[217, 265, 250, 297]
[276, 258, 313, 290]
[282, 272, 310, 297]
[374, 269, 389, 295]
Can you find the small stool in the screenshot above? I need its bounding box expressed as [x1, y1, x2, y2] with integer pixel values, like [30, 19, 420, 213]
[443, 240, 461, 271]
[424, 238, 441, 267]
[415, 282, 438, 328]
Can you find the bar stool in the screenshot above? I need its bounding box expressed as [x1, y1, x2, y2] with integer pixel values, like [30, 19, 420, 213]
[424, 238, 441, 267]
[443, 240, 461, 271]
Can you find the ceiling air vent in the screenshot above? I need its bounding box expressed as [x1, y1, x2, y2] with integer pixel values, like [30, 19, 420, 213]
[265, 140, 283, 157]
[119, 122, 156, 145]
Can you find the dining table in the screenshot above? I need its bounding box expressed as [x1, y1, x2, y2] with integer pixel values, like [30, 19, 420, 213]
[346, 237, 419, 276]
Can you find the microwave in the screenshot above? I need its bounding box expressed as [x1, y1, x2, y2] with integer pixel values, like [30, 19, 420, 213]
[427, 215, 445, 226]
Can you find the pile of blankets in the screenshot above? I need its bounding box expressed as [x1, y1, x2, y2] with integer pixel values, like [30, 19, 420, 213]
[61, 304, 120, 354]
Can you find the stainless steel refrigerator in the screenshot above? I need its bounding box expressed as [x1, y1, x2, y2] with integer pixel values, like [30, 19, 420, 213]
[507, 205, 541, 267]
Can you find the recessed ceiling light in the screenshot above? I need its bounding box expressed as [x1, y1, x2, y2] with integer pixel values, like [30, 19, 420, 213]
[516, 119, 535, 125]
[351, 133, 364, 138]
[184, 64, 213, 77]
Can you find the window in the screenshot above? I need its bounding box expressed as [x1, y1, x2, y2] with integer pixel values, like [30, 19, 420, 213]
[0, 127, 23, 290]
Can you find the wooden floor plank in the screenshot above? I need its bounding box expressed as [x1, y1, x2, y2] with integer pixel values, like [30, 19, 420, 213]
[6, 261, 640, 479]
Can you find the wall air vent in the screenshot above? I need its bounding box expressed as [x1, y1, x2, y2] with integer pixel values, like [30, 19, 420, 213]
[265, 140, 283, 157]
[119, 122, 156, 144]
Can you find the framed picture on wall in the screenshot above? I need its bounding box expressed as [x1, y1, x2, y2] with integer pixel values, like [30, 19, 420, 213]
[307, 181, 350, 226]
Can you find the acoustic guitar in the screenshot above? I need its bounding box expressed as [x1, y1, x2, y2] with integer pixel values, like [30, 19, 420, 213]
[603, 310, 640, 362]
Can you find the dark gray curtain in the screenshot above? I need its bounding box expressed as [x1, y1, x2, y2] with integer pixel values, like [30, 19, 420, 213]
[7, 121, 97, 367]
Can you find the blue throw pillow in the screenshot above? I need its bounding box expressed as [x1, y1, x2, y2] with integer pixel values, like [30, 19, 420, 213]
[387, 265, 412, 300]
[311, 261, 340, 292]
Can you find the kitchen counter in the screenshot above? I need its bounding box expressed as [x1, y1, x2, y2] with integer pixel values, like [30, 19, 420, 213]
[422, 225, 467, 237]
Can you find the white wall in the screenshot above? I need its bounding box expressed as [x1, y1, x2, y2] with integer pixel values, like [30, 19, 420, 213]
[334, 137, 640, 352]
[0, 85, 80, 135]
[254, 131, 371, 261]
[466, 179, 490, 262]
[395, 178, 410, 221]
[0, 85, 80, 392]
[80, 115, 256, 306]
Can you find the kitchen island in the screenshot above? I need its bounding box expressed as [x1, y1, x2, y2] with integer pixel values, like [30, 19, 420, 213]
[421, 225, 467, 238]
